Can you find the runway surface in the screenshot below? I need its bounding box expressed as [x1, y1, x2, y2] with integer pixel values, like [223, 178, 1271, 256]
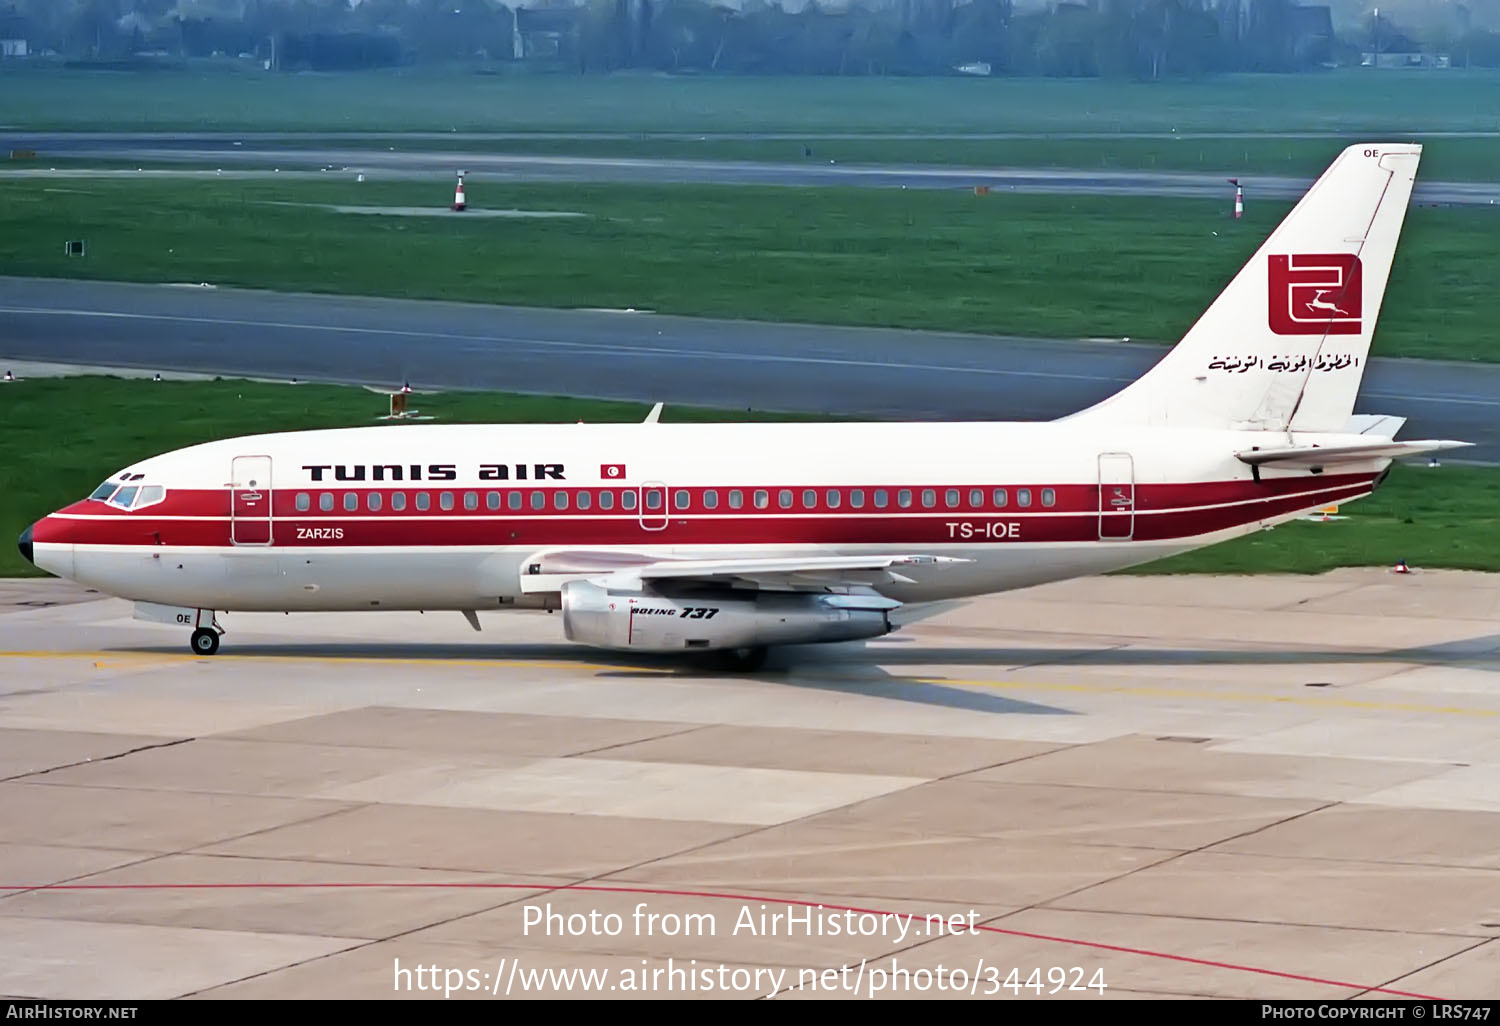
[5, 132, 1499, 204]
[1, 568, 1497, 999]
[3, 276, 1498, 463]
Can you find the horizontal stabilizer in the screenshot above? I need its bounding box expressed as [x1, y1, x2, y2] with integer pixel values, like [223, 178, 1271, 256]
[1236, 439, 1471, 468]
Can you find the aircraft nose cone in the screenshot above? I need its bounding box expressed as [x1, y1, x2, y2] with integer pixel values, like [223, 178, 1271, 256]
[17, 523, 33, 566]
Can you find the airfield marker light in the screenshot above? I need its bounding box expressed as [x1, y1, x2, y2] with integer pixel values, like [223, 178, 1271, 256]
[1392, 558, 1411, 574]
[452, 172, 467, 212]
[1228, 178, 1243, 219]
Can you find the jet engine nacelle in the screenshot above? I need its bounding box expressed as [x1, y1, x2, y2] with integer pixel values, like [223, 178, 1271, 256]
[560, 580, 898, 652]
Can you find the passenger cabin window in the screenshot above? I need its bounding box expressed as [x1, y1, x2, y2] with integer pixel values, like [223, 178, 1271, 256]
[753, 490, 769, 510]
[1017, 488, 1032, 507]
[673, 490, 689, 510]
[621, 490, 637, 511]
[344, 493, 358, 512]
[599, 490, 614, 510]
[945, 489, 960, 508]
[487, 492, 501, 510]
[779, 490, 793, 509]
[728, 490, 743, 509]
[391, 492, 406, 511]
[508, 492, 522, 510]
[802, 489, 816, 509]
[993, 489, 1008, 508]
[440, 492, 454, 511]
[921, 489, 936, 508]
[970, 489, 984, 507]
[320, 493, 334, 512]
[554, 491, 569, 510]
[873, 489, 889, 508]
[530, 491, 545, 510]
[826, 489, 840, 508]
[368, 492, 382, 512]
[464, 492, 478, 511]
[897, 489, 912, 508]
[577, 491, 592, 511]
[703, 490, 718, 510]
[416, 492, 430, 511]
[645, 490, 662, 511]
[850, 489, 865, 509]
[295, 493, 310, 512]
[1042, 488, 1056, 507]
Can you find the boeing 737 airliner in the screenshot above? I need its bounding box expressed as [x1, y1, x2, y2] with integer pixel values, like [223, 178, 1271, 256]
[17, 143, 1469, 669]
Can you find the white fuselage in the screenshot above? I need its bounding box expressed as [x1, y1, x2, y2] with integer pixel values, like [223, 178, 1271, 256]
[28, 420, 1386, 614]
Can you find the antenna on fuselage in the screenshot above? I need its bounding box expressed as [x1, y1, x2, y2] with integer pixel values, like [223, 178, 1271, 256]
[643, 402, 664, 424]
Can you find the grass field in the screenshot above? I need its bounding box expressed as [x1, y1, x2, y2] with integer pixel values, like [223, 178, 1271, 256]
[4, 376, 1494, 580]
[2, 176, 1495, 361]
[4, 65, 1500, 134]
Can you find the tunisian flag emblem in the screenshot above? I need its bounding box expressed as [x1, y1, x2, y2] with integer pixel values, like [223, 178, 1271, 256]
[600, 464, 627, 479]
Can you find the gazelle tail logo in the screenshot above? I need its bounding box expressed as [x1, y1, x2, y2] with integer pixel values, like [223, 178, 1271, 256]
[1268, 254, 1362, 335]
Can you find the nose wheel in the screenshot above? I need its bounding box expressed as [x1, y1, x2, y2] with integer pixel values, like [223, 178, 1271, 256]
[191, 627, 221, 656]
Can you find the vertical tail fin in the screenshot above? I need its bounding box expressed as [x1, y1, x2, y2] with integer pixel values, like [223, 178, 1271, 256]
[1068, 143, 1421, 433]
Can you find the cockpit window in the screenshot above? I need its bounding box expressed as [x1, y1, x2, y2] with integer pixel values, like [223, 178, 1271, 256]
[95, 482, 167, 510]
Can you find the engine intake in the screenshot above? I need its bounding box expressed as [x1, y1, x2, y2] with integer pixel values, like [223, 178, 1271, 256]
[561, 580, 897, 652]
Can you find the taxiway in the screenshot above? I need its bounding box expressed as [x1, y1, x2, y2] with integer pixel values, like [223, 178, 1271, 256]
[1, 569, 1497, 998]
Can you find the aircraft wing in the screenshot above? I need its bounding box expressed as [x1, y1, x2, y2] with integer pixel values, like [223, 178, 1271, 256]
[518, 552, 969, 594]
[1235, 439, 1471, 469]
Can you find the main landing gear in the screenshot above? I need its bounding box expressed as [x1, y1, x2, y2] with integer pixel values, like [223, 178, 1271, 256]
[186, 609, 224, 656]
[716, 646, 769, 673]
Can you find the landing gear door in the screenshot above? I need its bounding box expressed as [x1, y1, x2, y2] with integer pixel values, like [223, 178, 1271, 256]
[1098, 452, 1134, 541]
[230, 455, 273, 545]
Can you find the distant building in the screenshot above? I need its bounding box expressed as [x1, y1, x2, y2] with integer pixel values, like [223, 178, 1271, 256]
[1288, 5, 1335, 65]
[0, 12, 25, 58]
[1360, 51, 1450, 67]
[512, 6, 581, 60]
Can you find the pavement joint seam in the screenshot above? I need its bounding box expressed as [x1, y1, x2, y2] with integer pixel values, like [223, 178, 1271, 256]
[563, 724, 716, 759]
[0, 850, 184, 905]
[0, 736, 196, 784]
[1358, 936, 1497, 999]
[1001, 802, 1344, 937]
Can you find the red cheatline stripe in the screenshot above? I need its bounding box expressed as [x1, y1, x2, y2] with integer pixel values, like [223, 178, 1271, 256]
[0, 880, 1442, 998]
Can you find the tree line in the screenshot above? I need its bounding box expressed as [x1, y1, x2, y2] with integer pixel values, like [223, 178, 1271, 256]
[4, 0, 1499, 76]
